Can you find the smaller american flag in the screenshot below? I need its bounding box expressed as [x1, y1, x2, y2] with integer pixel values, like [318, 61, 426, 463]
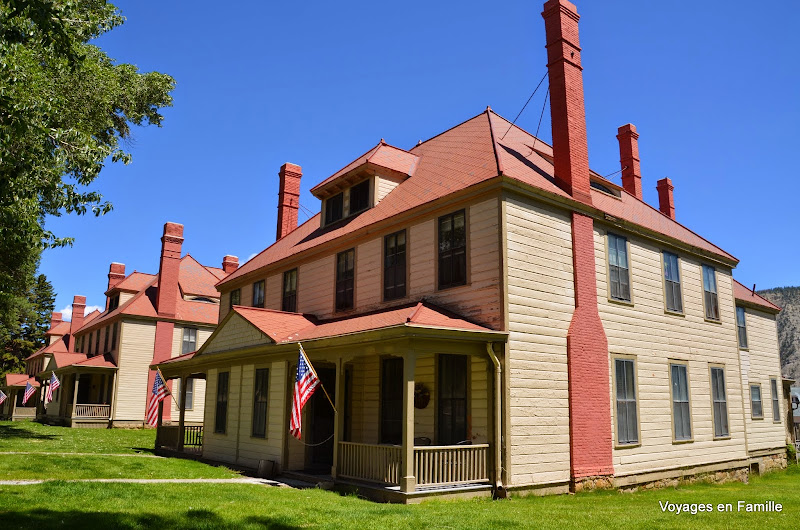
[145, 371, 169, 427]
[45, 372, 61, 404]
[0, 389, 7, 406]
[289, 344, 320, 440]
[22, 381, 36, 405]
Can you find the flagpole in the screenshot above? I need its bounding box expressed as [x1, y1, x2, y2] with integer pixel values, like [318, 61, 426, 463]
[299, 343, 336, 414]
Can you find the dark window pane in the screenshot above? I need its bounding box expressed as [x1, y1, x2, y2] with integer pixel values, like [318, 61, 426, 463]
[615, 358, 638, 444]
[384, 231, 407, 301]
[711, 368, 728, 437]
[184, 378, 194, 410]
[252, 368, 269, 438]
[349, 180, 370, 214]
[771, 379, 780, 421]
[438, 354, 468, 445]
[380, 358, 403, 444]
[336, 249, 355, 311]
[215, 372, 229, 434]
[325, 193, 344, 224]
[438, 211, 467, 290]
[608, 234, 630, 302]
[703, 266, 719, 320]
[736, 307, 747, 348]
[252, 281, 265, 308]
[282, 269, 297, 312]
[671, 364, 691, 440]
[230, 289, 241, 309]
[751, 385, 763, 418]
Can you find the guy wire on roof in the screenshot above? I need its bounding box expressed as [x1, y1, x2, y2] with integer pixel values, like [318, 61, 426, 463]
[528, 86, 550, 155]
[501, 70, 548, 141]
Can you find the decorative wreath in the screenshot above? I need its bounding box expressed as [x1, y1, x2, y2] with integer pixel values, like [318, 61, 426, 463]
[414, 382, 430, 409]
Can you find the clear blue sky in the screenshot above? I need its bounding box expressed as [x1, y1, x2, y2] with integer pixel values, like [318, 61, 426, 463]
[41, 0, 800, 316]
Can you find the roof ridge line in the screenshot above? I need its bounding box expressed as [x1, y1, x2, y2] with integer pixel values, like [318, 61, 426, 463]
[486, 107, 505, 176]
[406, 301, 425, 323]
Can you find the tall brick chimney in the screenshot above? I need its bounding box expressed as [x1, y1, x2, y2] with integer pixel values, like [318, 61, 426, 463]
[617, 124, 643, 200]
[277, 163, 302, 240]
[156, 222, 184, 318]
[543, 0, 613, 487]
[108, 262, 126, 291]
[222, 255, 239, 274]
[543, 0, 592, 204]
[50, 312, 63, 331]
[657, 178, 675, 219]
[68, 296, 86, 352]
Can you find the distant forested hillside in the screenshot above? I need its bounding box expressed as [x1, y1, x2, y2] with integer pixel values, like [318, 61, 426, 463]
[758, 286, 800, 381]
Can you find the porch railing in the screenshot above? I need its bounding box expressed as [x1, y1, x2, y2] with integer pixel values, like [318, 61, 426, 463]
[156, 424, 203, 453]
[14, 407, 37, 418]
[338, 442, 402, 485]
[414, 444, 490, 487]
[183, 425, 203, 452]
[72, 404, 111, 419]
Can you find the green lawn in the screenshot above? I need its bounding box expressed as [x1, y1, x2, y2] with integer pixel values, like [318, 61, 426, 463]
[0, 421, 797, 529]
[0, 421, 155, 454]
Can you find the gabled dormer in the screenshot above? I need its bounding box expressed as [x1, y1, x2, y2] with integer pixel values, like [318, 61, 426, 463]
[311, 140, 419, 228]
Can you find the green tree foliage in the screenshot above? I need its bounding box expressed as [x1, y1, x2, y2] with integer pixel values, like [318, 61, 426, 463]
[0, 1, 175, 349]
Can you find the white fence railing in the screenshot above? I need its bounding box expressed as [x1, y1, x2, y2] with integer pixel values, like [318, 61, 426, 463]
[414, 444, 490, 487]
[72, 404, 111, 419]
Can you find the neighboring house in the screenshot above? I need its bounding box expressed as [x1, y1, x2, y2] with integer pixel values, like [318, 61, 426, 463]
[155, 0, 787, 502]
[0, 374, 40, 421]
[27, 222, 238, 427]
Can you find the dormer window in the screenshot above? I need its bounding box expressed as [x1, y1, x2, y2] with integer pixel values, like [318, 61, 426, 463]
[349, 179, 370, 214]
[325, 192, 344, 225]
[108, 294, 120, 311]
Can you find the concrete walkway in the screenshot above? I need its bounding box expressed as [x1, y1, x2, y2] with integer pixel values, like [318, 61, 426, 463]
[0, 451, 162, 458]
[0, 477, 287, 486]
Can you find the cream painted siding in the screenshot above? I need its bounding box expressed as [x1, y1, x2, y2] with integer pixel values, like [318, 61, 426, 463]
[739, 308, 784, 452]
[356, 239, 381, 308]
[266, 273, 282, 310]
[504, 196, 573, 487]
[233, 362, 287, 469]
[375, 174, 403, 203]
[202, 314, 267, 354]
[168, 326, 212, 421]
[119, 292, 134, 305]
[297, 255, 335, 316]
[593, 226, 747, 476]
[202, 367, 239, 464]
[113, 320, 156, 422]
[348, 356, 380, 444]
[219, 292, 231, 320]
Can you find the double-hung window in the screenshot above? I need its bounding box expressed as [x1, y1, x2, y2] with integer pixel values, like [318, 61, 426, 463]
[702, 265, 719, 320]
[215, 372, 229, 434]
[771, 378, 781, 422]
[670, 363, 692, 441]
[94, 331, 100, 355]
[736, 307, 747, 348]
[252, 280, 265, 308]
[438, 210, 467, 290]
[104, 326, 110, 353]
[335, 249, 355, 311]
[614, 358, 638, 445]
[252, 368, 269, 438]
[663, 251, 682, 312]
[182, 327, 197, 355]
[710, 367, 729, 438]
[282, 269, 298, 312]
[325, 193, 344, 225]
[183, 379, 194, 410]
[750, 384, 763, 419]
[608, 234, 631, 302]
[111, 322, 118, 350]
[438, 354, 468, 445]
[384, 230, 406, 301]
[380, 358, 403, 444]
[230, 288, 241, 309]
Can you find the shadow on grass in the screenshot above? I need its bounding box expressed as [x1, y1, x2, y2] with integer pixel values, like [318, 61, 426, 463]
[0, 424, 58, 442]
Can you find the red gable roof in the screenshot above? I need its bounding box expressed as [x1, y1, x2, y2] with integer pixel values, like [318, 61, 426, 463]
[733, 279, 781, 313]
[73, 354, 117, 369]
[222, 109, 736, 288]
[46, 321, 71, 336]
[3, 374, 39, 388]
[179, 255, 223, 298]
[111, 272, 156, 293]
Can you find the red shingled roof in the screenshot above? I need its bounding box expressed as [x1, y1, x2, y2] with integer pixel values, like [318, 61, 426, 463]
[179, 255, 223, 298]
[49, 352, 92, 371]
[72, 354, 117, 369]
[46, 321, 71, 336]
[222, 109, 735, 287]
[3, 374, 39, 388]
[733, 279, 781, 313]
[112, 272, 156, 293]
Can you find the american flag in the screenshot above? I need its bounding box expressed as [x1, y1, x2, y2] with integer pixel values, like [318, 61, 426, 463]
[0, 389, 7, 406]
[22, 381, 36, 405]
[290, 344, 320, 440]
[145, 371, 169, 427]
[45, 372, 61, 404]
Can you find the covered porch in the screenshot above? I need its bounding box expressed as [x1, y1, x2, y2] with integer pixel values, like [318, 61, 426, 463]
[154, 364, 206, 456]
[42, 360, 117, 428]
[0, 375, 40, 421]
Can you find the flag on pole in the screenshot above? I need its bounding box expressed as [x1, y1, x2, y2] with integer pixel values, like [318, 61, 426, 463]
[290, 344, 320, 440]
[145, 370, 169, 427]
[45, 372, 61, 404]
[22, 381, 36, 405]
[0, 389, 7, 406]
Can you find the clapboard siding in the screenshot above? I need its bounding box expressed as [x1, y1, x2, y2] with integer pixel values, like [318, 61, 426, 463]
[203, 313, 267, 354]
[202, 366, 241, 464]
[114, 320, 156, 422]
[739, 308, 784, 451]
[298, 255, 335, 316]
[376, 174, 403, 203]
[504, 196, 573, 486]
[356, 238, 382, 308]
[593, 225, 748, 475]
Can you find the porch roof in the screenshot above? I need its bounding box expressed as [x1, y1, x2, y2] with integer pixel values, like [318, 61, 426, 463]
[2, 374, 39, 388]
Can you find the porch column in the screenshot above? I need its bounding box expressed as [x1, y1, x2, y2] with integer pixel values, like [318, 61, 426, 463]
[178, 376, 187, 452]
[400, 351, 417, 493]
[10, 390, 17, 418]
[71, 375, 80, 419]
[109, 372, 118, 421]
[331, 357, 344, 478]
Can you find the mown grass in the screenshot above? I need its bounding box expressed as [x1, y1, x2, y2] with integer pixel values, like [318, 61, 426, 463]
[0, 466, 797, 529]
[0, 421, 155, 454]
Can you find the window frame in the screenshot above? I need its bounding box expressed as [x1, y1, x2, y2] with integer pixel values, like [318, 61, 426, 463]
[282, 269, 298, 313]
[701, 265, 720, 322]
[669, 362, 693, 443]
[437, 354, 469, 445]
[324, 192, 344, 225]
[383, 229, 407, 302]
[103, 325, 110, 353]
[709, 365, 730, 439]
[214, 371, 229, 435]
[229, 288, 241, 309]
[335, 248, 355, 312]
[252, 280, 265, 308]
[108, 294, 120, 312]
[437, 209, 468, 291]
[612, 355, 640, 447]
[251, 368, 269, 439]
[182, 327, 198, 355]
[111, 322, 118, 351]
[94, 331, 100, 356]
[379, 357, 403, 445]
[770, 378, 781, 423]
[183, 378, 195, 411]
[750, 383, 764, 420]
[661, 251, 684, 314]
[736, 306, 748, 349]
[348, 179, 371, 215]
[606, 232, 632, 304]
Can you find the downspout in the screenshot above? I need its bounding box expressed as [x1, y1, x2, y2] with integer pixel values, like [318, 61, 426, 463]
[486, 342, 505, 497]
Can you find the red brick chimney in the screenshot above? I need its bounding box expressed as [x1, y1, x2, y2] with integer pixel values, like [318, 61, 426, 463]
[617, 124, 643, 200]
[543, 0, 592, 204]
[657, 178, 675, 219]
[49, 312, 63, 331]
[222, 255, 239, 274]
[156, 222, 184, 318]
[68, 296, 86, 352]
[108, 262, 126, 291]
[277, 163, 302, 240]
[543, 0, 613, 487]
